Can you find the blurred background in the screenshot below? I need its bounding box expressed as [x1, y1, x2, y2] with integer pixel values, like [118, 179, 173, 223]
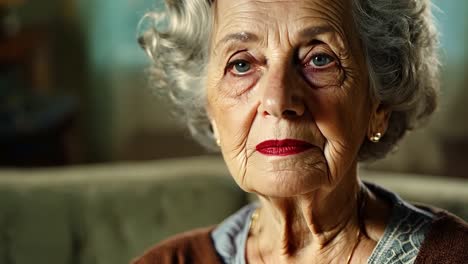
[0, 1, 467, 264]
[0, 0, 467, 177]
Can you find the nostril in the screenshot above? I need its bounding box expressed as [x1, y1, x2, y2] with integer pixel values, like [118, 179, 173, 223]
[282, 109, 298, 117]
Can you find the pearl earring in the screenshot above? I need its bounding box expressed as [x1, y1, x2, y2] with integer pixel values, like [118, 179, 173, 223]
[370, 132, 382, 143]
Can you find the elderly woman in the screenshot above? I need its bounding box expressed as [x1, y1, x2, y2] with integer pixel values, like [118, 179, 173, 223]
[134, 0, 467, 263]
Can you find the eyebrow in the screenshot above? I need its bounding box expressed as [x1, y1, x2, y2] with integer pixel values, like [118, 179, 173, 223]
[215, 31, 259, 51]
[297, 25, 334, 40]
[214, 25, 335, 52]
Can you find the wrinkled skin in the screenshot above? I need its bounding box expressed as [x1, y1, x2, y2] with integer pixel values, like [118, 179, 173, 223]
[206, 0, 390, 262]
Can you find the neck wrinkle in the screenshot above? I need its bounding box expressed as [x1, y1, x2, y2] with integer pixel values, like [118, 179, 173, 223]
[256, 177, 362, 261]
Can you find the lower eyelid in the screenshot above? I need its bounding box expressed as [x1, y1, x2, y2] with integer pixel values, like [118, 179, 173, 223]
[304, 61, 337, 70]
[229, 64, 259, 76]
[229, 68, 253, 76]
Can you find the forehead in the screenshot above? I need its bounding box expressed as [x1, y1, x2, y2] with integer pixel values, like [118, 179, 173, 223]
[213, 0, 353, 44]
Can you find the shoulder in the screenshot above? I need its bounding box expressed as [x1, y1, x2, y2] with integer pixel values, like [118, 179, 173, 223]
[365, 182, 467, 264]
[132, 226, 222, 264]
[415, 206, 468, 264]
[132, 204, 257, 264]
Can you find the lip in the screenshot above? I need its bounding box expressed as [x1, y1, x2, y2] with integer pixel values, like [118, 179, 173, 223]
[255, 139, 313, 156]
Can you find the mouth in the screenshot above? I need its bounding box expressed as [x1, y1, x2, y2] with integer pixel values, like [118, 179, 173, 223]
[255, 139, 314, 156]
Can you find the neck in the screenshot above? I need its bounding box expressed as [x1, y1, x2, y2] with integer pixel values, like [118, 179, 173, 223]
[252, 173, 366, 262]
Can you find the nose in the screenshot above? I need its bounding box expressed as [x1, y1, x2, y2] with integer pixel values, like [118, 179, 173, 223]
[259, 64, 305, 119]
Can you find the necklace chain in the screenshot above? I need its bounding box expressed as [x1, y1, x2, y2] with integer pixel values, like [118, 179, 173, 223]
[250, 209, 266, 263]
[248, 188, 367, 264]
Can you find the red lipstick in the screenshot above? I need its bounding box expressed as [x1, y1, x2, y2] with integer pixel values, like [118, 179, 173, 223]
[256, 139, 313, 156]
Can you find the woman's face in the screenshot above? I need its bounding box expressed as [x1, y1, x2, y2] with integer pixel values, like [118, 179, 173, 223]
[206, 0, 376, 197]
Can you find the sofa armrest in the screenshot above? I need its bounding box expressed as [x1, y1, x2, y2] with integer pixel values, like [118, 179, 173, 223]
[0, 156, 247, 264]
[361, 170, 468, 220]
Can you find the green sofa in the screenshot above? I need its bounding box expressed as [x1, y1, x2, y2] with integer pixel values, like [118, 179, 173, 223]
[0, 155, 467, 264]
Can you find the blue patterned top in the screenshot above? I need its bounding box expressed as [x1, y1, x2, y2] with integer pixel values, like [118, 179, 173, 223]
[211, 183, 434, 264]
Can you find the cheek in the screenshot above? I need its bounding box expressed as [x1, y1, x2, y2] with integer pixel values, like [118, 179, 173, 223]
[303, 65, 344, 88]
[310, 86, 369, 144]
[207, 64, 262, 148]
[208, 85, 259, 156]
[223, 71, 260, 97]
[307, 85, 370, 181]
[208, 91, 261, 190]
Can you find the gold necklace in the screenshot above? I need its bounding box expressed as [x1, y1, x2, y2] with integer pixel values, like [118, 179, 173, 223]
[346, 227, 361, 264]
[249, 208, 266, 263]
[248, 190, 366, 264]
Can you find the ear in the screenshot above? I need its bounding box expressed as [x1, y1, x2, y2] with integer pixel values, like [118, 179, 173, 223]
[206, 102, 222, 146]
[210, 118, 220, 141]
[206, 105, 220, 141]
[210, 119, 222, 146]
[367, 103, 391, 140]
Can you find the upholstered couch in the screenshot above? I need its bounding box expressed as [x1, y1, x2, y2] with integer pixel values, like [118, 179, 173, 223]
[0, 155, 467, 264]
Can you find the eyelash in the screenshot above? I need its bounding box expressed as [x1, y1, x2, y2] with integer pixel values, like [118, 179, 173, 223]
[304, 53, 336, 70]
[224, 51, 338, 78]
[225, 59, 257, 78]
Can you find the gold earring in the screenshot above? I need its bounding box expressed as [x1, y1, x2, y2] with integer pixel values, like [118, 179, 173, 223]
[216, 139, 221, 146]
[370, 132, 382, 143]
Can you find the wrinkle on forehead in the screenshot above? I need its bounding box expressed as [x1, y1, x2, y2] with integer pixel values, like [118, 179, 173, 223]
[213, 0, 352, 50]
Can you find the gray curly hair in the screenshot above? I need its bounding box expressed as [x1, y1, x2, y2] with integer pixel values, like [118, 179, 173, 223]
[138, 0, 440, 161]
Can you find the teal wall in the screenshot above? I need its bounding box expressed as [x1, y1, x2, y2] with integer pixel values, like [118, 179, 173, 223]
[78, 0, 158, 69]
[13, 0, 468, 163]
[435, 0, 467, 66]
[433, 0, 468, 137]
[75, 0, 159, 160]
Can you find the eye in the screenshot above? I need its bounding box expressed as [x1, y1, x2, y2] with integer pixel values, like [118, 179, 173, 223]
[231, 60, 251, 74]
[309, 54, 334, 68]
[302, 50, 342, 88]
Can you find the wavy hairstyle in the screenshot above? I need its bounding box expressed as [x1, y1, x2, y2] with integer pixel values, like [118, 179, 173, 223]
[138, 0, 440, 161]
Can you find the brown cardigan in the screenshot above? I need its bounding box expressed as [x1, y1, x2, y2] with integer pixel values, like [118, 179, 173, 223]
[132, 210, 468, 264]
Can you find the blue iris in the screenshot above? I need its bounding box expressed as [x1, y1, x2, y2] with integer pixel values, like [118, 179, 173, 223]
[311, 54, 333, 67]
[234, 60, 251, 73]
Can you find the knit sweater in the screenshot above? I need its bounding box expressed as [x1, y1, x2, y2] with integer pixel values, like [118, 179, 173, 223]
[132, 209, 468, 264]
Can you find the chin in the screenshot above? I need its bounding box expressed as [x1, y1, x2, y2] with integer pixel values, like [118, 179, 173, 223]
[223, 147, 332, 197]
[242, 156, 329, 198]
